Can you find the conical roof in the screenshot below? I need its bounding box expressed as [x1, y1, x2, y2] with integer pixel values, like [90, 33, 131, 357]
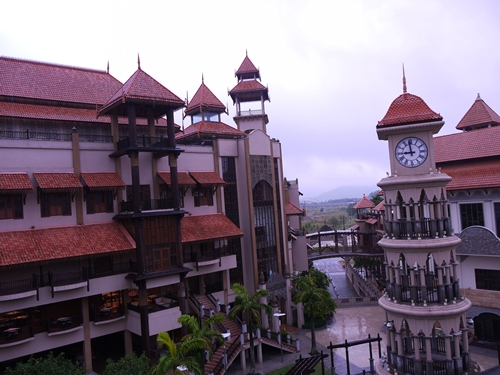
[456, 94, 500, 131]
[377, 92, 442, 127]
[235, 54, 260, 80]
[176, 121, 245, 141]
[185, 80, 226, 116]
[353, 194, 374, 209]
[99, 68, 184, 118]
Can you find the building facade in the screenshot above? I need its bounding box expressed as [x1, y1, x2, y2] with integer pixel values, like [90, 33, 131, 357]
[0, 55, 306, 372]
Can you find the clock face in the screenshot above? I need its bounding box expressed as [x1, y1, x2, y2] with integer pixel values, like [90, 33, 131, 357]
[395, 137, 428, 168]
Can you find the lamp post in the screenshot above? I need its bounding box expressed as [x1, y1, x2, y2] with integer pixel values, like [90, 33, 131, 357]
[274, 312, 286, 363]
[222, 332, 231, 369]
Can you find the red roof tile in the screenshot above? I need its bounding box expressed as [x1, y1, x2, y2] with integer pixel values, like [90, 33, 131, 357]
[0, 56, 122, 105]
[81, 172, 125, 190]
[229, 80, 268, 96]
[353, 195, 374, 209]
[434, 126, 500, 163]
[366, 218, 378, 225]
[456, 94, 500, 130]
[0, 173, 34, 192]
[440, 158, 500, 191]
[235, 55, 260, 79]
[374, 201, 385, 211]
[0, 101, 168, 126]
[99, 68, 184, 116]
[176, 121, 245, 141]
[285, 202, 304, 216]
[0, 222, 136, 267]
[34, 173, 83, 190]
[189, 172, 226, 185]
[185, 81, 226, 115]
[377, 93, 442, 127]
[158, 171, 197, 186]
[181, 213, 243, 243]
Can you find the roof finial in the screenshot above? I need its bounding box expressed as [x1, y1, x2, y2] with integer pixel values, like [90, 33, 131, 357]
[106, 61, 109, 74]
[137, 54, 141, 70]
[402, 63, 407, 94]
[202, 73, 204, 84]
[246, 49, 248, 57]
[476, 93, 482, 101]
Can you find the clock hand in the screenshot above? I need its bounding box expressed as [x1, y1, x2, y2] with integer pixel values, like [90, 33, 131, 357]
[404, 139, 415, 156]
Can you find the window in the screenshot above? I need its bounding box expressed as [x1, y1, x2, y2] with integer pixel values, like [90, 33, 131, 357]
[87, 191, 114, 214]
[153, 248, 173, 271]
[160, 185, 184, 208]
[494, 203, 500, 237]
[0, 194, 23, 220]
[41, 192, 71, 217]
[460, 203, 484, 230]
[475, 269, 500, 291]
[194, 187, 213, 207]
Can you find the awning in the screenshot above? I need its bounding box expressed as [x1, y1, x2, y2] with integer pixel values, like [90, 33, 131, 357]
[0, 173, 34, 193]
[34, 172, 83, 192]
[81, 172, 125, 191]
[189, 171, 226, 186]
[366, 218, 378, 225]
[181, 213, 243, 243]
[285, 202, 304, 216]
[0, 222, 136, 267]
[158, 171, 197, 187]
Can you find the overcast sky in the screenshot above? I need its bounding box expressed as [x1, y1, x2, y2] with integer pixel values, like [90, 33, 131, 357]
[2, 1, 500, 198]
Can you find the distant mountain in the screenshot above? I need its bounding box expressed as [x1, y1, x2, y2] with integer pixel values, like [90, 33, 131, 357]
[302, 185, 379, 202]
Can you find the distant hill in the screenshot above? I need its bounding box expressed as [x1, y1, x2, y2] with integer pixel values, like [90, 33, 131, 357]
[301, 185, 379, 203]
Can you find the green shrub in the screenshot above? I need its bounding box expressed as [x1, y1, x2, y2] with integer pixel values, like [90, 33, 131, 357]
[5, 352, 84, 375]
[302, 318, 327, 330]
[102, 352, 150, 375]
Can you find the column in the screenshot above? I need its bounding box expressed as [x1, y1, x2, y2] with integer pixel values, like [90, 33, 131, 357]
[284, 270, 293, 326]
[258, 272, 269, 329]
[81, 297, 92, 373]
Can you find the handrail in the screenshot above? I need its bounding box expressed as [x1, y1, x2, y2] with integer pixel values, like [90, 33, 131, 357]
[211, 338, 241, 375]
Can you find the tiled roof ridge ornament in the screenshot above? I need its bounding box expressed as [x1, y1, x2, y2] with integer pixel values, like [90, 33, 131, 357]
[476, 93, 482, 101]
[137, 53, 141, 70]
[402, 63, 407, 94]
[107, 61, 109, 74]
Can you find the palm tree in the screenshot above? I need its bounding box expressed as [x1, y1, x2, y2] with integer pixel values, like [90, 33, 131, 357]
[292, 269, 336, 354]
[228, 283, 272, 375]
[151, 331, 206, 375]
[178, 314, 225, 374]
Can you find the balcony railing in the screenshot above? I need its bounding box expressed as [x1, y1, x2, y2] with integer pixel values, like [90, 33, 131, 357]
[0, 130, 113, 143]
[0, 325, 33, 346]
[238, 109, 263, 116]
[0, 276, 38, 297]
[115, 135, 170, 152]
[384, 217, 452, 239]
[47, 314, 82, 333]
[91, 305, 125, 323]
[119, 198, 174, 213]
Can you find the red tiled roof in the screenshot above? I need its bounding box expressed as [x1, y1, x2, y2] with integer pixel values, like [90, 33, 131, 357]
[34, 173, 83, 190]
[377, 93, 442, 127]
[353, 195, 374, 209]
[440, 158, 500, 191]
[456, 94, 500, 130]
[185, 81, 226, 115]
[235, 55, 260, 78]
[81, 172, 125, 190]
[229, 80, 268, 95]
[189, 172, 226, 185]
[0, 101, 168, 126]
[158, 171, 197, 186]
[285, 202, 304, 216]
[176, 121, 245, 140]
[374, 201, 385, 211]
[366, 218, 378, 225]
[0, 173, 34, 192]
[0, 222, 136, 267]
[434, 126, 500, 163]
[0, 56, 122, 105]
[181, 213, 243, 243]
[99, 68, 184, 116]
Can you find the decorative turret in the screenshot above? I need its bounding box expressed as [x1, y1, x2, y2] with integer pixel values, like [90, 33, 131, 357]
[375, 70, 471, 375]
[228, 53, 270, 133]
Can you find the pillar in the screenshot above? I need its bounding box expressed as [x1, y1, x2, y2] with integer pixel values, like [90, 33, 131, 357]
[284, 270, 293, 326]
[296, 302, 305, 329]
[81, 297, 92, 373]
[124, 330, 133, 355]
[258, 272, 269, 329]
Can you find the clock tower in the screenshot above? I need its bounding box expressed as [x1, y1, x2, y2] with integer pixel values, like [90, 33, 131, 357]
[375, 73, 471, 375]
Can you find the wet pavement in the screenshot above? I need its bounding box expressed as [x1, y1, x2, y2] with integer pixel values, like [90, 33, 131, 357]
[226, 258, 500, 374]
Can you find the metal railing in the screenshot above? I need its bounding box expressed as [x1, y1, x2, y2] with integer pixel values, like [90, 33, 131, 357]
[211, 338, 241, 375]
[47, 314, 82, 333]
[0, 130, 114, 143]
[385, 217, 453, 240]
[115, 135, 170, 152]
[0, 276, 37, 297]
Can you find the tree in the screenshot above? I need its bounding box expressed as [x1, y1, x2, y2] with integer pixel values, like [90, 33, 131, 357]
[228, 283, 272, 375]
[151, 331, 207, 375]
[178, 314, 225, 374]
[5, 352, 84, 375]
[292, 268, 337, 354]
[102, 352, 150, 375]
[370, 195, 383, 206]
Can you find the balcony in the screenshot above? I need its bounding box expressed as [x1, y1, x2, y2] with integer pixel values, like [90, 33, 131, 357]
[0, 277, 38, 301]
[110, 135, 182, 158]
[119, 198, 175, 213]
[185, 246, 235, 271]
[91, 305, 125, 324]
[47, 314, 83, 335]
[0, 129, 113, 143]
[385, 217, 452, 239]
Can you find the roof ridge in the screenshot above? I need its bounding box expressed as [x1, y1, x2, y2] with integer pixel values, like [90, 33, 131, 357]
[0, 56, 108, 75]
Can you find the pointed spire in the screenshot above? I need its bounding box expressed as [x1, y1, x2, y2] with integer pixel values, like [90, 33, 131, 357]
[246, 49, 248, 57]
[202, 73, 204, 84]
[476, 93, 482, 101]
[402, 63, 407, 93]
[106, 61, 109, 74]
[137, 54, 141, 70]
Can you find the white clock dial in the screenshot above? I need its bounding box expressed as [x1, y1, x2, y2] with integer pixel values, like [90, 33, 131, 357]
[395, 137, 428, 168]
